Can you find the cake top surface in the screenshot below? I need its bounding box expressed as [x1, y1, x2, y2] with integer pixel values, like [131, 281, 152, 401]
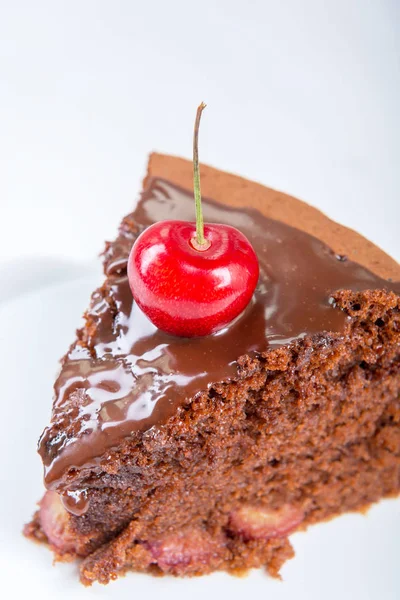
[147, 154, 400, 281]
[39, 154, 400, 490]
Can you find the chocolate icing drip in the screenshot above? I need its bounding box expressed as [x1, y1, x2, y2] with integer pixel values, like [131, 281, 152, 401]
[60, 490, 89, 516]
[39, 179, 400, 489]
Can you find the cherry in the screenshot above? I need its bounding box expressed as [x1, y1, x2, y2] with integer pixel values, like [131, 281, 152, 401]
[128, 219, 259, 337]
[128, 103, 259, 337]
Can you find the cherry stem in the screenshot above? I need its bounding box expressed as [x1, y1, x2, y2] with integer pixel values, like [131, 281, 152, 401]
[193, 102, 207, 247]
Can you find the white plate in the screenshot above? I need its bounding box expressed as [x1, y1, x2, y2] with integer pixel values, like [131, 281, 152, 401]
[0, 262, 399, 600]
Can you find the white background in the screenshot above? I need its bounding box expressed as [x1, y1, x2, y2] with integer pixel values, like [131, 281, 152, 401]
[1, 0, 399, 274]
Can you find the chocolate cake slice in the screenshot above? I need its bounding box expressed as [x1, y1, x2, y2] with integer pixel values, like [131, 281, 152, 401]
[25, 153, 400, 585]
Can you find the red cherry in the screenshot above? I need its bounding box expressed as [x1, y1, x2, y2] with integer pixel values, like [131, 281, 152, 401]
[127, 220, 259, 337]
[128, 103, 259, 337]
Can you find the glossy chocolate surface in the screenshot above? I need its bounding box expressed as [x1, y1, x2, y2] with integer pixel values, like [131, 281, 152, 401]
[39, 178, 400, 489]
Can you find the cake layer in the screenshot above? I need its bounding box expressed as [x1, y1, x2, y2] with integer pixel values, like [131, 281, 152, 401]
[25, 153, 400, 584]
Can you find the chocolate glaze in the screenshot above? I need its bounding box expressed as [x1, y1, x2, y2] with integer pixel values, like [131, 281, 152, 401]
[60, 489, 89, 516]
[39, 179, 400, 491]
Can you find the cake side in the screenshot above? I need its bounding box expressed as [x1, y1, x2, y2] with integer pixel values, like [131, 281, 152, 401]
[25, 154, 400, 585]
[147, 153, 400, 281]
